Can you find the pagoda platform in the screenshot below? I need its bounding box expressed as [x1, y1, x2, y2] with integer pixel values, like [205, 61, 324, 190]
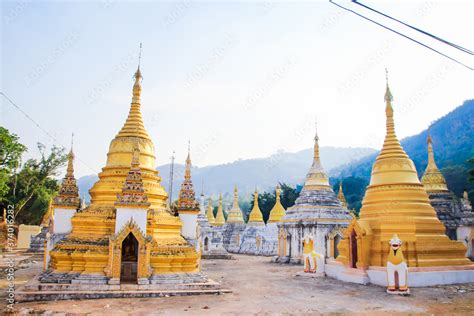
[325, 261, 474, 287]
[16, 272, 230, 302]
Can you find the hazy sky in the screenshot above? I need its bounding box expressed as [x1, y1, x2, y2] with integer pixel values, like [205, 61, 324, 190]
[1, 1, 473, 178]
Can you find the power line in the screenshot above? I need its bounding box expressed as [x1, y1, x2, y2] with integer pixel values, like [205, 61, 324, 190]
[353, 0, 473, 55]
[329, 1, 473, 71]
[1, 91, 99, 174]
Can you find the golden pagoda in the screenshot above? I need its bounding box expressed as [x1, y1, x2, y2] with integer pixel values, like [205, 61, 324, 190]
[337, 181, 347, 208]
[49, 65, 199, 278]
[176, 144, 200, 213]
[206, 197, 215, 225]
[88, 66, 168, 211]
[268, 184, 286, 223]
[248, 190, 264, 225]
[226, 186, 244, 223]
[52, 145, 81, 210]
[214, 194, 226, 226]
[421, 135, 449, 193]
[336, 75, 470, 269]
[114, 143, 150, 208]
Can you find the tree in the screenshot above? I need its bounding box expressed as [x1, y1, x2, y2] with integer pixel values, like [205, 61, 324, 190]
[332, 176, 369, 216]
[279, 183, 299, 209]
[4, 143, 67, 224]
[468, 157, 474, 182]
[467, 157, 474, 204]
[0, 127, 27, 200]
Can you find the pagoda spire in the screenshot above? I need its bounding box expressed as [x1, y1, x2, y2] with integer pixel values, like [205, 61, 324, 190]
[268, 184, 286, 223]
[53, 135, 80, 208]
[66, 133, 75, 178]
[248, 189, 264, 224]
[185, 140, 191, 181]
[303, 121, 330, 188]
[226, 186, 244, 223]
[313, 120, 320, 161]
[177, 143, 199, 211]
[214, 193, 225, 226]
[378, 69, 408, 162]
[337, 181, 347, 207]
[421, 134, 448, 192]
[116, 44, 150, 140]
[206, 197, 215, 225]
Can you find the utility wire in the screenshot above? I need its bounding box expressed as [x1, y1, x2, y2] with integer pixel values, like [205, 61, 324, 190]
[329, 1, 473, 71]
[353, 0, 473, 55]
[1, 91, 99, 173]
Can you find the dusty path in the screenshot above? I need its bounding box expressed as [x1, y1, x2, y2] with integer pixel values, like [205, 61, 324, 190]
[3, 254, 474, 315]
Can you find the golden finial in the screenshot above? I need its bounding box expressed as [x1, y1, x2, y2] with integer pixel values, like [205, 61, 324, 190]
[338, 180, 347, 207]
[66, 133, 75, 177]
[233, 185, 239, 206]
[214, 193, 225, 226]
[132, 43, 143, 103]
[313, 119, 320, 161]
[384, 68, 393, 102]
[276, 183, 281, 201]
[421, 134, 448, 192]
[184, 141, 191, 180]
[207, 196, 215, 224]
[186, 140, 191, 162]
[138, 42, 142, 70]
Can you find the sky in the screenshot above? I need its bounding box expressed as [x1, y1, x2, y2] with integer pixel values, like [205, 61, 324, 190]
[1, 1, 473, 178]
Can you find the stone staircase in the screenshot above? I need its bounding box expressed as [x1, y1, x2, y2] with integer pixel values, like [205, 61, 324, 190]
[16, 272, 230, 302]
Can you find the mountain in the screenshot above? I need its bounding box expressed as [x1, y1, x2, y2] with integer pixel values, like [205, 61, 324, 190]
[336, 99, 474, 204]
[77, 146, 376, 202]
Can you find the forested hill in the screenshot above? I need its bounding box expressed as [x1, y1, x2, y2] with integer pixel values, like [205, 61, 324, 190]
[337, 99, 474, 197]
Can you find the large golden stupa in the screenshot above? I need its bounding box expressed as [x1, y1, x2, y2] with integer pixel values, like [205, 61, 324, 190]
[336, 78, 470, 269]
[49, 66, 199, 277]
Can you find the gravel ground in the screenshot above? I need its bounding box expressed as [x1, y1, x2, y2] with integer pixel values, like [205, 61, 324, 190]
[1, 254, 473, 315]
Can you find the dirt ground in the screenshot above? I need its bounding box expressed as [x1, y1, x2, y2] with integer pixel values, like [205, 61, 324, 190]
[1, 254, 474, 315]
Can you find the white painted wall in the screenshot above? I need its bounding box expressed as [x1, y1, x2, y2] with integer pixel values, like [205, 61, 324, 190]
[53, 208, 76, 234]
[115, 208, 148, 234]
[457, 226, 473, 258]
[179, 213, 198, 239]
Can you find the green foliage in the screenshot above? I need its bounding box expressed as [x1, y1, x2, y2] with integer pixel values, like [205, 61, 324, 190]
[469, 157, 474, 183]
[239, 199, 250, 220]
[0, 127, 27, 200]
[331, 176, 369, 216]
[280, 183, 299, 209]
[2, 141, 67, 225]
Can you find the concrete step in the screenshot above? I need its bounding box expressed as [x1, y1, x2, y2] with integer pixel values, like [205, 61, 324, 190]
[16, 288, 232, 302]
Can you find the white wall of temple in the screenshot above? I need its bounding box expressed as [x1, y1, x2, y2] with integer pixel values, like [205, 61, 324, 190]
[179, 213, 198, 240]
[285, 225, 332, 262]
[53, 208, 76, 234]
[115, 208, 148, 233]
[457, 226, 473, 258]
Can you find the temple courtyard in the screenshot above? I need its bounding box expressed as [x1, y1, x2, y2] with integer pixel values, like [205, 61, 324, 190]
[0, 253, 472, 315]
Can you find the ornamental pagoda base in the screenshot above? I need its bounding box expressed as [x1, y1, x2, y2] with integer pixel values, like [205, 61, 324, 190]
[325, 260, 474, 287]
[16, 270, 229, 302]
